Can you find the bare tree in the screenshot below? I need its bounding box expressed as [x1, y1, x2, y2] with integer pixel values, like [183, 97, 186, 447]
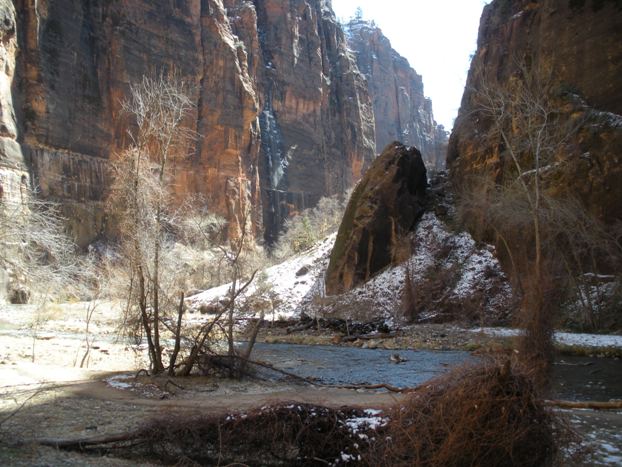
[462, 61, 577, 383]
[110, 72, 195, 375]
[0, 185, 82, 303]
[459, 61, 622, 381]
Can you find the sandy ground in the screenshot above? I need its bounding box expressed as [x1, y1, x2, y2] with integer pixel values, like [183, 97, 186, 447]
[0, 301, 402, 465]
[2, 301, 621, 466]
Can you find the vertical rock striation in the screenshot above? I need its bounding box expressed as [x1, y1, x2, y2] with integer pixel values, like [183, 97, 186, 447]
[2, 0, 445, 247]
[253, 0, 376, 243]
[0, 0, 26, 202]
[2, 0, 379, 246]
[344, 17, 447, 171]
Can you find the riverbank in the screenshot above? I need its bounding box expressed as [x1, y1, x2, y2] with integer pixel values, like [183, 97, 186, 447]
[258, 321, 622, 357]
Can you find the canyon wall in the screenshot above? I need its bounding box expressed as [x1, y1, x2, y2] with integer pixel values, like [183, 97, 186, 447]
[0, 0, 27, 209]
[344, 17, 447, 171]
[1, 0, 378, 245]
[448, 0, 622, 224]
[250, 0, 376, 243]
[1, 0, 444, 247]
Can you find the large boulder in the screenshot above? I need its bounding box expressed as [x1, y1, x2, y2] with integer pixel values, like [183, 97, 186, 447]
[325, 142, 427, 295]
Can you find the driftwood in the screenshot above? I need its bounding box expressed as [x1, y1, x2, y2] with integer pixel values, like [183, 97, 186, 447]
[37, 432, 139, 450]
[545, 399, 622, 410]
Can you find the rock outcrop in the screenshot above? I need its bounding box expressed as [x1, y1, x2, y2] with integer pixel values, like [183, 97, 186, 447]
[325, 142, 427, 295]
[448, 0, 622, 225]
[344, 18, 447, 170]
[1, 0, 377, 246]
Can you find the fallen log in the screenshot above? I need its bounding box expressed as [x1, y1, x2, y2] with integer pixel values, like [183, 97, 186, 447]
[545, 400, 622, 410]
[329, 382, 418, 393]
[37, 432, 139, 450]
[339, 332, 397, 343]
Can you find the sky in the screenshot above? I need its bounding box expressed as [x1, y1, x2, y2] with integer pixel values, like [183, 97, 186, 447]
[331, 0, 489, 130]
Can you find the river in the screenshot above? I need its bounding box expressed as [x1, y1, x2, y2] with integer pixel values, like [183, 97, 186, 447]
[252, 343, 622, 466]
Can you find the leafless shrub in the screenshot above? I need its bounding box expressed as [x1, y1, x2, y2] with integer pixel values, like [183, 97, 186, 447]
[43, 404, 376, 466]
[368, 361, 561, 467]
[0, 188, 84, 302]
[457, 174, 622, 333]
[72, 364, 567, 466]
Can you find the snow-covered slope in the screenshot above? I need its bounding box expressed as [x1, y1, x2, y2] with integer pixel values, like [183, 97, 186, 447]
[187, 234, 336, 320]
[188, 213, 514, 324]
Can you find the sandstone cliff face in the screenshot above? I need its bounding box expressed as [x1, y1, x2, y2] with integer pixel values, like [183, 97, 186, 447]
[11, 0, 261, 245]
[0, 0, 26, 202]
[253, 0, 376, 243]
[344, 18, 447, 170]
[1, 0, 376, 246]
[448, 0, 622, 224]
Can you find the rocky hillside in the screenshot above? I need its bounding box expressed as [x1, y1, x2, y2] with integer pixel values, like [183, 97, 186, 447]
[448, 0, 622, 225]
[344, 17, 448, 171]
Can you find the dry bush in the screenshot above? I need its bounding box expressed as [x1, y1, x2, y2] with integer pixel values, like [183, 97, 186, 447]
[457, 175, 622, 333]
[368, 361, 559, 467]
[401, 253, 492, 325]
[77, 404, 374, 466]
[0, 187, 87, 303]
[41, 365, 578, 466]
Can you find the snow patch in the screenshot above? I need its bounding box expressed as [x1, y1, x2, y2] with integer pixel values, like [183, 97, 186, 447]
[105, 374, 134, 390]
[473, 327, 622, 349]
[188, 212, 512, 324]
[343, 409, 388, 433]
[188, 234, 336, 319]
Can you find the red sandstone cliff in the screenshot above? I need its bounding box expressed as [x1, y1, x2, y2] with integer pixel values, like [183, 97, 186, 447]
[448, 0, 622, 224]
[0, 0, 379, 245]
[0, 0, 445, 247]
[344, 18, 448, 171]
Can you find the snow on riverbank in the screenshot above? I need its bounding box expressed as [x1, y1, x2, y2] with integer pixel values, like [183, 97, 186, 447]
[473, 327, 622, 349]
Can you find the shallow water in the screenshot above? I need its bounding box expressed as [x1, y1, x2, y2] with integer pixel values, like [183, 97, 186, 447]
[253, 343, 622, 400]
[552, 356, 622, 401]
[253, 342, 471, 387]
